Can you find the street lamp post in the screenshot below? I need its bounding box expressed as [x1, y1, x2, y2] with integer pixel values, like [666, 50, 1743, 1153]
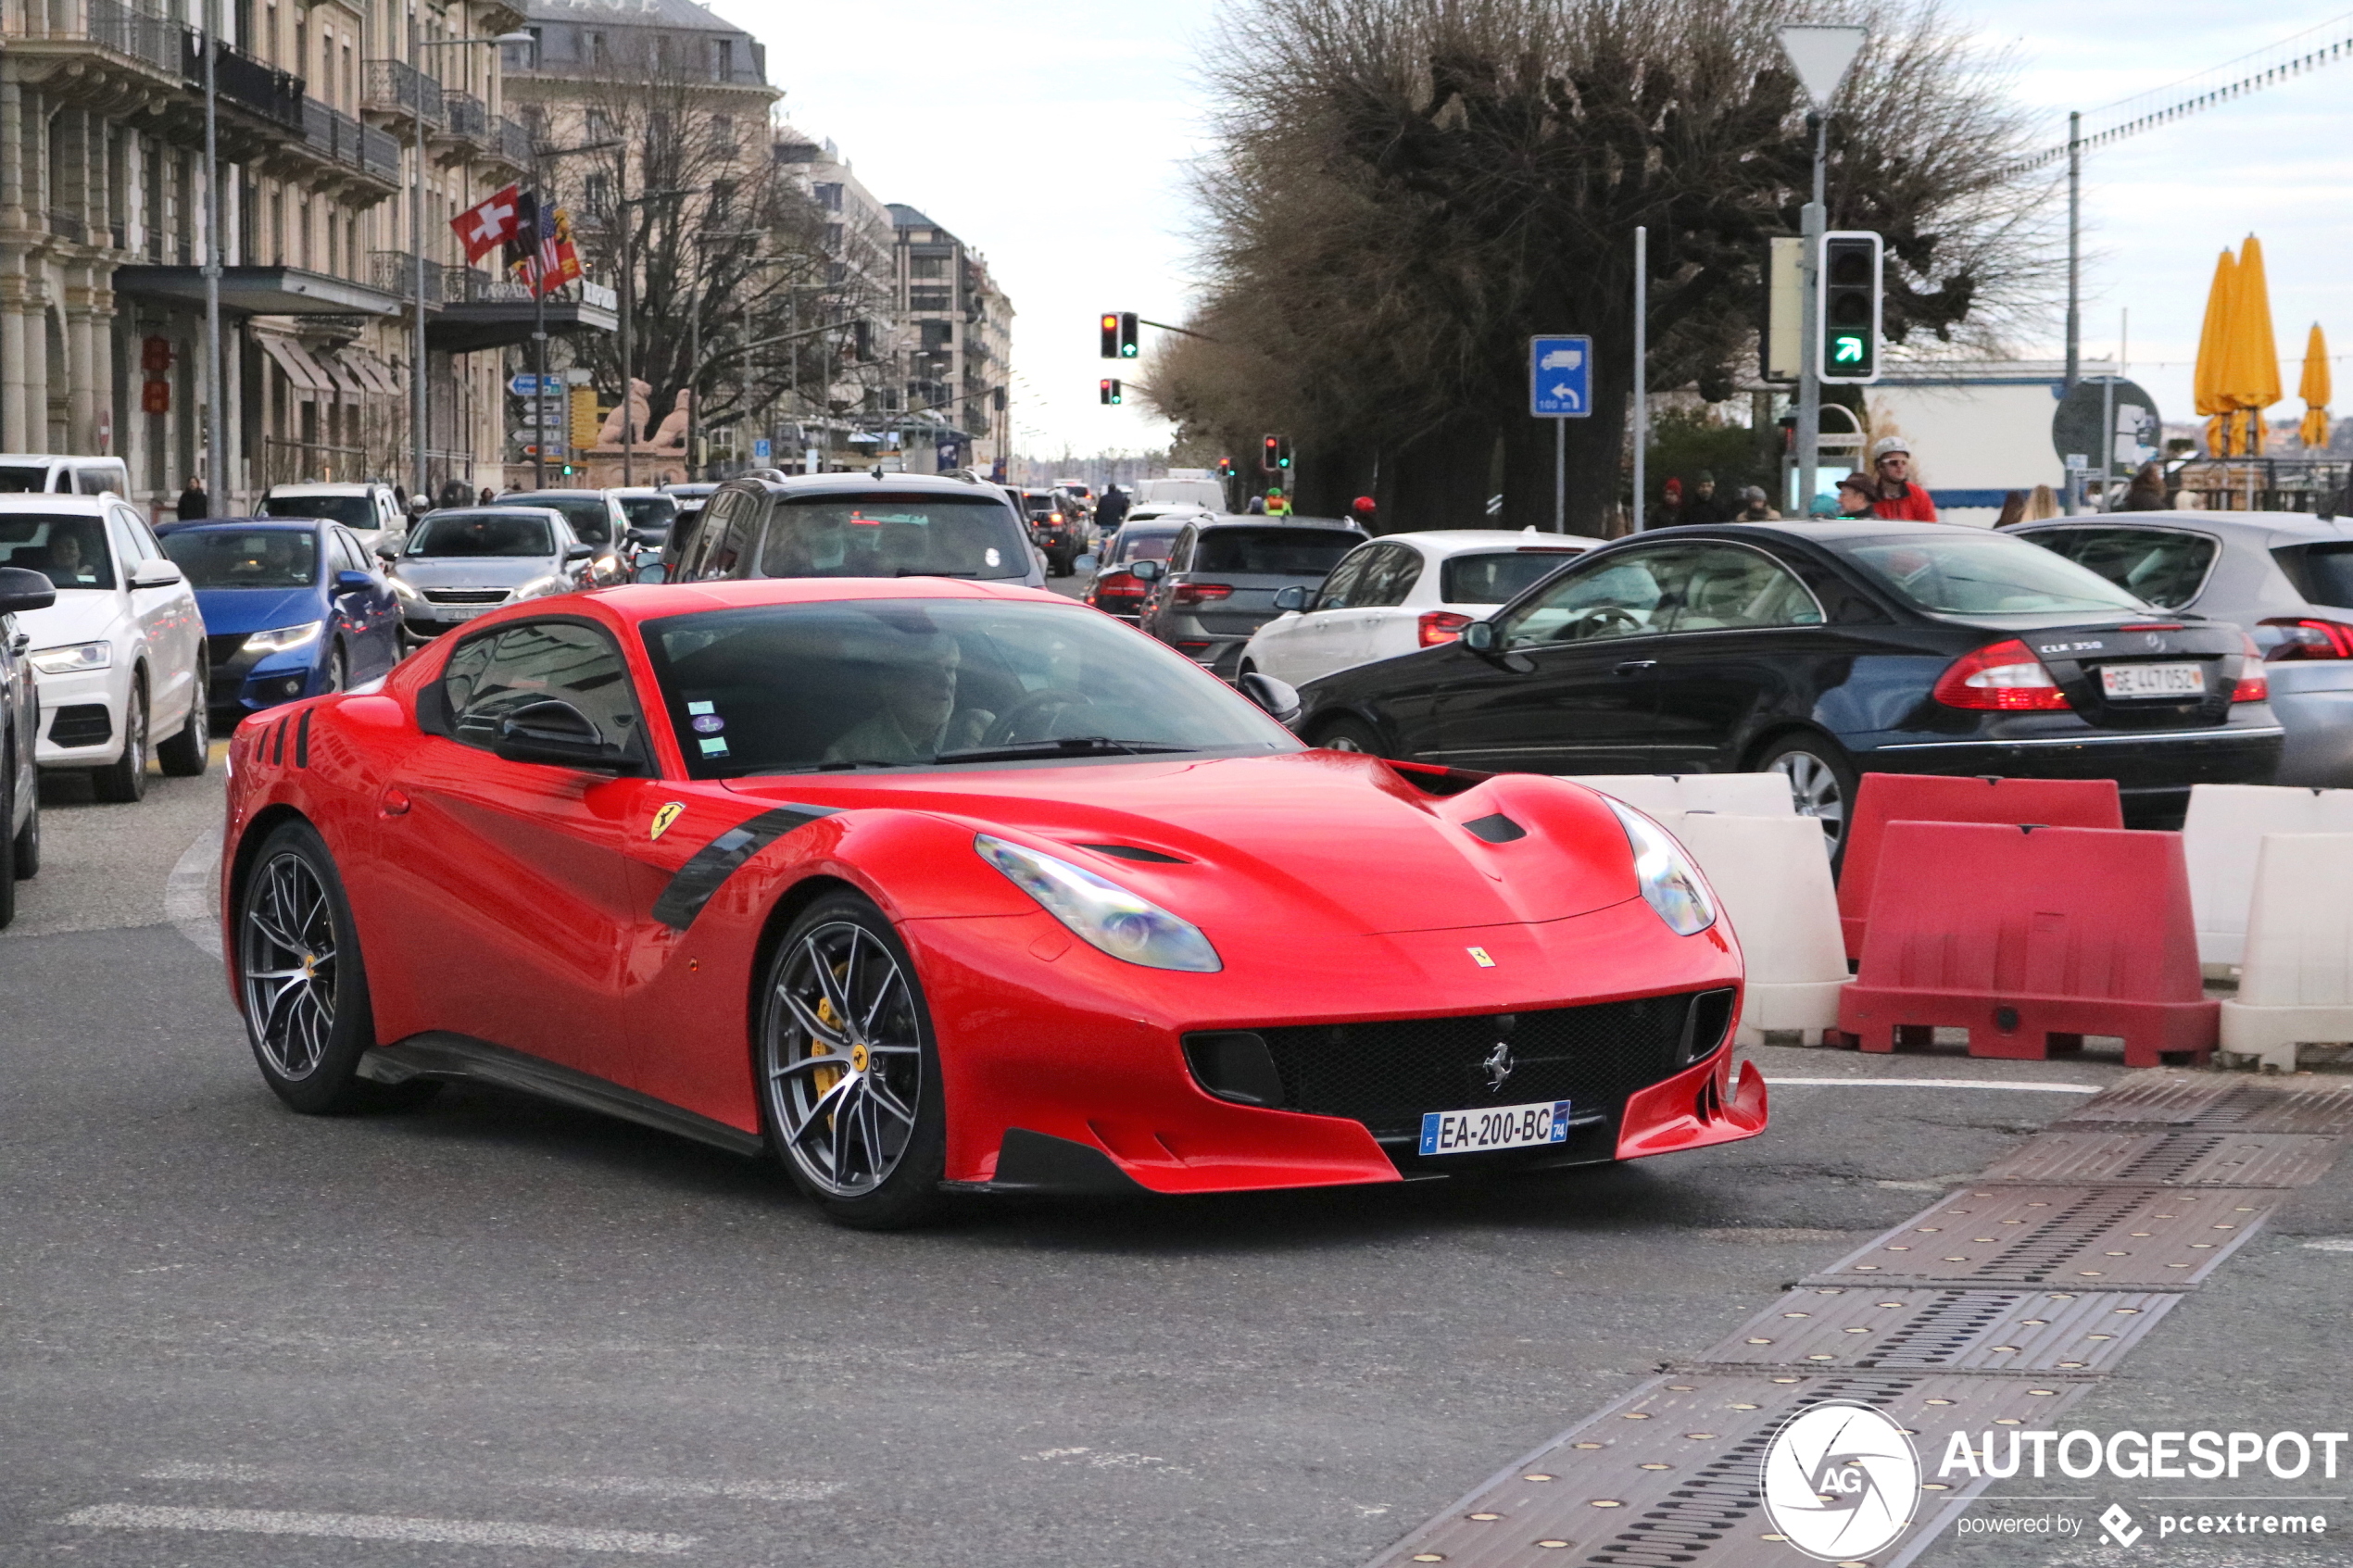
[1777, 24, 1868, 517]
[610, 185, 694, 487]
[200, 0, 221, 507]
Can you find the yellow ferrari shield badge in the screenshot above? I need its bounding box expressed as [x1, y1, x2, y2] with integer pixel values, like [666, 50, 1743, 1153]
[650, 801, 686, 841]
[1466, 946, 1496, 968]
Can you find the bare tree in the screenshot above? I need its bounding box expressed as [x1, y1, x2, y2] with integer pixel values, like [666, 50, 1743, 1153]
[1148, 0, 2057, 532]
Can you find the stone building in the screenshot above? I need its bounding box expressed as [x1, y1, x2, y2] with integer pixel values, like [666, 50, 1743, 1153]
[887, 203, 1010, 477]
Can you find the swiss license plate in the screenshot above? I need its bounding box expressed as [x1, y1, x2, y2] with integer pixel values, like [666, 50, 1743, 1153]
[2100, 661, 2203, 698]
[1418, 1098, 1572, 1156]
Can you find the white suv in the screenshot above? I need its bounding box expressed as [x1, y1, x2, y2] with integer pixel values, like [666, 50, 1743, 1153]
[260, 482, 408, 556]
[0, 495, 209, 800]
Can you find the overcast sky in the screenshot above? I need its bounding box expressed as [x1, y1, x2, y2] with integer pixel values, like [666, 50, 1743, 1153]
[745, 0, 2353, 458]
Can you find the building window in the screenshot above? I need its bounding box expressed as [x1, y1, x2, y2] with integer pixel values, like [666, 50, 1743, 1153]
[709, 115, 735, 157]
[715, 39, 733, 79]
[908, 256, 947, 280]
[587, 31, 608, 66]
[584, 173, 610, 214]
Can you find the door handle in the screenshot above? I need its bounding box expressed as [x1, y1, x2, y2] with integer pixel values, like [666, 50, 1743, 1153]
[1613, 659, 1657, 676]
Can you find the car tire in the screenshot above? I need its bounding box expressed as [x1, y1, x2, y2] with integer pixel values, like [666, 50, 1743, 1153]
[12, 765, 40, 879]
[325, 645, 347, 695]
[234, 819, 433, 1114]
[0, 767, 15, 930]
[757, 890, 949, 1231]
[91, 677, 148, 804]
[1757, 732, 1859, 859]
[157, 672, 209, 777]
[1310, 715, 1388, 757]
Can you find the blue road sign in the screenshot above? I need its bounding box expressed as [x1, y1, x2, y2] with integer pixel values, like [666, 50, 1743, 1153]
[1529, 335, 1592, 419]
[752, 438, 772, 462]
[508, 373, 542, 397]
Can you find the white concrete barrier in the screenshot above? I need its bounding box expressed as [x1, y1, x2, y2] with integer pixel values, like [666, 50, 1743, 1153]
[2219, 832, 2353, 1073]
[1564, 773, 1795, 820]
[1671, 812, 1849, 1046]
[2183, 784, 2353, 969]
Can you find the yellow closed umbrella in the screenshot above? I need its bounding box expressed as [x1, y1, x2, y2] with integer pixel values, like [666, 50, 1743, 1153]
[2195, 248, 2238, 456]
[2224, 234, 2284, 455]
[2300, 322, 2332, 448]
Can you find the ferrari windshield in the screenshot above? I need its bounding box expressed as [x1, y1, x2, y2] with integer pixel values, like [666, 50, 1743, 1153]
[408, 512, 555, 557]
[640, 598, 1297, 778]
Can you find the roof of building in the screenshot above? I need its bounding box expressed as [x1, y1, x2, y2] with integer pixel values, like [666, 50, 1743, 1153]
[523, 0, 752, 36]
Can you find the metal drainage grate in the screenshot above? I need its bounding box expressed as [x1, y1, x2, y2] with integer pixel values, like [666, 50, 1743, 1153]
[1363, 1372, 2091, 1568]
[1805, 1186, 2280, 1288]
[2056, 1077, 2353, 1135]
[1980, 1131, 2346, 1188]
[1689, 1287, 2180, 1374]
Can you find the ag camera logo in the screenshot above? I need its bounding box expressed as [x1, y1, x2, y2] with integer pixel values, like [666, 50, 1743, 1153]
[1761, 1399, 1920, 1562]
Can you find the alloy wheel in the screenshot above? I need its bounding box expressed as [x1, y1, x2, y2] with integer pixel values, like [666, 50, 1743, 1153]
[1770, 750, 1844, 847]
[763, 921, 925, 1198]
[240, 850, 340, 1080]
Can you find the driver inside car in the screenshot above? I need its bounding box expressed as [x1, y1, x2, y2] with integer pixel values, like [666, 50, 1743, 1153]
[822, 627, 995, 764]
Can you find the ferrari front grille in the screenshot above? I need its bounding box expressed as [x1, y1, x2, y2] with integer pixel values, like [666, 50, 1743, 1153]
[1196, 988, 1734, 1139]
[421, 588, 510, 605]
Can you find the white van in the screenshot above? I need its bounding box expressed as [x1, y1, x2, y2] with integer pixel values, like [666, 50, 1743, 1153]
[1136, 475, 1227, 511]
[0, 454, 132, 496]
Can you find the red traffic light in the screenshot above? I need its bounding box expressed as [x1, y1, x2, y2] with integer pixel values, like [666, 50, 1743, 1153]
[1100, 313, 1121, 358]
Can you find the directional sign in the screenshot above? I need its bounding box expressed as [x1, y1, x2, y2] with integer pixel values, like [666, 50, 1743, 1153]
[1529, 335, 1592, 419]
[508, 373, 543, 397]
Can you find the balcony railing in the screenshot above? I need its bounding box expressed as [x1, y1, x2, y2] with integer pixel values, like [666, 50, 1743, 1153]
[3, 0, 185, 77]
[359, 124, 399, 181]
[363, 58, 444, 127]
[300, 97, 397, 184]
[47, 209, 87, 244]
[371, 250, 446, 307]
[440, 91, 487, 142]
[489, 114, 534, 168]
[447, 265, 530, 305]
[185, 32, 304, 132]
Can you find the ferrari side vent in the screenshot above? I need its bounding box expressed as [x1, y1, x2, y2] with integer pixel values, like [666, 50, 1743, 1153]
[271, 717, 286, 766]
[1076, 843, 1188, 864]
[1682, 987, 1737, 1063]
[1461, 812, 1526, 844]
[1182, 1031, 1286, 1108]
[295, 709, 313, 769]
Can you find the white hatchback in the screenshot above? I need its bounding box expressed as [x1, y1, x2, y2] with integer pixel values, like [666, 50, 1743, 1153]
[0, 495, 209, 800]
[1239, 529, 1595, 687]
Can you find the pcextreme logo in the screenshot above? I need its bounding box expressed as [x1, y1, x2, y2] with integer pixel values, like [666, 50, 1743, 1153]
[1760, 1400, 1920, 1562]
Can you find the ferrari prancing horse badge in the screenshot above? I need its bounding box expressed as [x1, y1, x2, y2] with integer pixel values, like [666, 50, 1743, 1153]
[650, 801, 686, 841]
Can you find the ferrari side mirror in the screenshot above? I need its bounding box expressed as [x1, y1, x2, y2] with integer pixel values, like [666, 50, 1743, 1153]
[493, 699, 635, 771]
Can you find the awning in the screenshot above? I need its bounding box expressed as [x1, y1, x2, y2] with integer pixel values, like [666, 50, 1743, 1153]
[310, 350, 366, 400]
[258, 332, 333, 395]
[113, 265, 401, 318]
[278, 335, 341, 398]
[346, 350, 402, 396]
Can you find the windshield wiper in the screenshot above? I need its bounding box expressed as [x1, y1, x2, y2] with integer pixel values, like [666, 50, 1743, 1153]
[933, 736, 1193, 764]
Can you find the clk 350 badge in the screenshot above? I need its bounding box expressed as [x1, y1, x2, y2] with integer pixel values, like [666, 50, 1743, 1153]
[1467, 946, 1496, 968]
[650, 801, 686, 841]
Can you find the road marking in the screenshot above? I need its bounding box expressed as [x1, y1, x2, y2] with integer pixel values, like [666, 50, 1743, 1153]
[144, 1461, 842, 1502]
[2304, 1238, 2353, 1252]
[61, 1503, 696, 1553]
[163, 822, 222, 955]
[1767, 1076, 2100, 1093]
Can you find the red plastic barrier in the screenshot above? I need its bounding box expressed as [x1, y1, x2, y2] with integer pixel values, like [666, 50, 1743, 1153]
[1837, 822, 2215, 1067]
[1838, 773, 2122, 959]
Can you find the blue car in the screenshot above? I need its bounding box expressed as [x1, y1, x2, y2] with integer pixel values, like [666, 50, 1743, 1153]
[156, 517, 403, 725]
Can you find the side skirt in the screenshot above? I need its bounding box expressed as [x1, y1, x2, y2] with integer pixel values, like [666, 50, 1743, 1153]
[359, 1032, 768, 1160]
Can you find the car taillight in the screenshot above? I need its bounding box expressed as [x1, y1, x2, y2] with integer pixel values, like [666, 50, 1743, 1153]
[1048, 512, 1063, 524]
[1171, 583, 1232, 607]
[1092, 572, 1143, 604]
[1931, 637, 2070, 711]
[1419, 610, 1473, 646]
[2233, 632, 2270, 702]
[2260, 616, 2353, 660]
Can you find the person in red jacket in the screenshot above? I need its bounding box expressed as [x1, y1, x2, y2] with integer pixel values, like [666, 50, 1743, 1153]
[1869, 436, 1938, 521]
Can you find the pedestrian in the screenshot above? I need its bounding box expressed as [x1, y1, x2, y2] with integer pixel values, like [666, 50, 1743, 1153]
[2119, 461, 2171, 511]
[1736, 485, 1778, 521]
[1993, 491, 2028, 529]
[1245, 493, 1266, 515]
[1351, 495, 1378, 531]
[392, 482, 408, 510]
[175, 476, 208, 521]
[437, 477, 470, 510]
[1264, 487, 1292, 517]
[2022, 483, 2061, 521]
[1834, 471, 1880, 518]
[1682, 470, 1735, 524]
[1868, 436, 1938, 521]
[1096, 484, 1130, 530]
[1651, 476, 1686, 528]
[479, 485, 497, 506]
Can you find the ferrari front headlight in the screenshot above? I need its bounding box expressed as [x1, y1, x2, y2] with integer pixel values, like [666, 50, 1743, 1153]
[975, 834, 1221, 972]
[1607, 799, 1716, 937]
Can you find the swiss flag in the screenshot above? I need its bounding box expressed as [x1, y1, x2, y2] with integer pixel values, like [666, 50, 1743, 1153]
[450, 183, 522, 263]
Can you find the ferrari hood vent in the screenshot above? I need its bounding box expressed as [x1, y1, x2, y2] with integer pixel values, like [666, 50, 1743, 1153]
[1462, 813, 1527, 844]
[1076, 842, 1189, 864]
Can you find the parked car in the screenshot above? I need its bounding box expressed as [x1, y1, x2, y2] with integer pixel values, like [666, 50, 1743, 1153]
[0, 453, 132, 496]
[667, 472, 1047, 589]
[0, 563, 56, 927]
[1131, 516, 1367, 677]
[494, 489, 630, 584]
[1135, 475, 1228, 512]
[156, 518, 403, 723]
[1291, 520, 2284, 848]
[1080, 512, 1199, 622]
[386, 508, 590, 642]
[259, 482, 408, 555]
[0, 494, 209, 800]
[1016, 488, 1085, 575]
[2002, 511, 2353, 787]
[1240, 529, 1595, 686]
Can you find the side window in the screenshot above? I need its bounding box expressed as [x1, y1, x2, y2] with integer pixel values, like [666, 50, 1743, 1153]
[1500, 546, 1701, 647]
[1167, 528, 1196, 573]
[709, 495, 751, 577]
[107, 509, 149, 572]
[1314, 543, 1378, 609]
[76, 465, 117, 495]
[1356, 544, 1425, 608]
[1668, 546, 1824, 633]
[447, 621, 643, 755]
[2018, 526, 2217, 610]
[330, 530, 367, 574]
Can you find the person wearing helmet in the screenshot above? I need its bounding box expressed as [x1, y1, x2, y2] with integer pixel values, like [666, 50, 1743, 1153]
[1869, 436, 1938, 521]
[1264, 487, 1292, 517]
[1351, 495, 1378, 530]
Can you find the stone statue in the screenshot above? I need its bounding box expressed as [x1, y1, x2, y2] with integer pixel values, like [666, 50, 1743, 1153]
[592, 378, 652, 449]
[648, 388, 691, 453]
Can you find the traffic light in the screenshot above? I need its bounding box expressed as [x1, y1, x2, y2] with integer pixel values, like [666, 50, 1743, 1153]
[1818, 231, 1882, 384]
[1119, 312, 1139, 358]
[1100, 379, 1122, 406]
[1100, 313, 1120, 358]
[1215, 457, 1234, 478]
[1259, 434, 1291, 472]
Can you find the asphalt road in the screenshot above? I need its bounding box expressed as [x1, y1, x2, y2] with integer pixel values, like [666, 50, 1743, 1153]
[1, 709, 2347, 1566]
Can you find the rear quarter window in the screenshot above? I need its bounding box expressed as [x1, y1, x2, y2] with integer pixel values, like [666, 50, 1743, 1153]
[2272, 541, 2353, 610]
[2016, 525, 2219, 609]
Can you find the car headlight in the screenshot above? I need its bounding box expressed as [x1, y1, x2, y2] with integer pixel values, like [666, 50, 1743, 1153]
[387, 576, 422, 603]
[1606, 799, 1716, 936]
[243, 621, 324, 656]
[29, 640, 111, 675]
[511, 575, 564, 599]
[975, 834, 1221, 972]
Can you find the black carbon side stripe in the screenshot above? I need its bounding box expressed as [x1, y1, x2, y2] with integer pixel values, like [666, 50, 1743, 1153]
[649, 805, 842, 932]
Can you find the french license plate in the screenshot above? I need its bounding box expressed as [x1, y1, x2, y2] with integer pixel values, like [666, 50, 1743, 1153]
[1418, 1098, 1572, 1156]
[2100, 661, 2203, 698]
